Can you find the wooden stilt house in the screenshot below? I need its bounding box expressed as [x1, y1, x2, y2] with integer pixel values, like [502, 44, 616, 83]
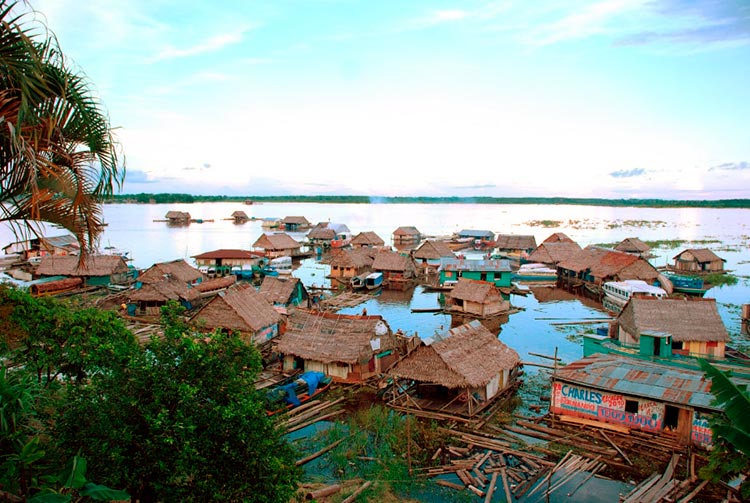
[386, 320, 520, 418]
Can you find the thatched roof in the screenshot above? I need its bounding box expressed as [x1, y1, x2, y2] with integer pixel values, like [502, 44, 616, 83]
[673, 248, 725, 264]
[36, 255, 129, 277]
[393, 226, 421, 237]
[495, 234, 537, 250]
[231, 210, 249, 219]
[617, 297, 729, 343]
[543, 232, 575, 243]
[328, 248, 375, 268]
[192, 249, 262, 260]
[191, 284, 281, 332]
[447, 278, 500, 303]
[527, 242, 582, 265]
[253, 233, 301, 251]
[259, 276, 303, 304]
[307, 227, 336, 240]
[274, 309, 395, 364]
[165, 210, 190, 220]
[138, 259, 204, 284]
[193, 275, 236, 293]
[351, 231, 385, 247]
[129, 277, 201, 303]
[281, 216, 310, 225]
[557, 247, 659, 283]
[389, 320, 519, 389]
[615, 237, 650, 253]
[414, 240, 455, 260]
[372, 250, 416, 273]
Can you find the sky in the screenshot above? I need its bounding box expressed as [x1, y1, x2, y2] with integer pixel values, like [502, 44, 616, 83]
[17, 0, 750, 199]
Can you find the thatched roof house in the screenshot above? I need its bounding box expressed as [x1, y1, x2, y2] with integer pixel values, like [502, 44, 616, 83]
[350, 231, 385, 249]
[616, 297, 729, 358]
[543, 232, 575, 243]
[414, 240, 455, 260]
[252, 233, 302, 258]
[526, 241, 582, 266]
[494, 234, 537, 255]
[231, 210, 249, 222]
[329, 248, 376, 279]
[372, 250, 417, 287]
[128, 277, 201, 316]
[190, 284, 282, 345]
[191, 249, 264, 274]
[307, 226, 336, 246]
[36, 255, 129, 286]
[387, 320, 520, 417]
[672, 248, 725, 274]
[392, 226, 421, 246]
[165, 210, 191, 223]
[281, 216, 311, 231]
[259, 276, 308, 308]
[615, 237, 651, 256]
[557, 247, 660, 286]
[445, 278, 510, 317]
[193, 275, 236, 294]
[138, 259, 204, 285]
[274, 309, 398, 382]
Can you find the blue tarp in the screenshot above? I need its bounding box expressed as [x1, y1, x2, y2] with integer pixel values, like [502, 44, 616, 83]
[279, 371, 326, 407]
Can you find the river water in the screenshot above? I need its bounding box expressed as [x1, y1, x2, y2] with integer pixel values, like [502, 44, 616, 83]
[3, 202, 749, 363]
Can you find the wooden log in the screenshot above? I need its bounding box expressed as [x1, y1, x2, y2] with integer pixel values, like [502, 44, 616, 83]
[677, 479, 709, 503]
[599, 430, 633, 465]
[557, 414, 630, 433]
[295, 438, 346, 466]
[500, 468, 513, 503]
[285, 410, 345, 434]
[467, 485, 485, 498]
[435, 479, 464, 491]
[484, 472, 498, 503]
[341, 481, 372, 503]
[305, 484, 342, 500]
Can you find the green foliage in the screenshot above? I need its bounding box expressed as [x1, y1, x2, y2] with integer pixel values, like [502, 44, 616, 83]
[0, 286, 138, 384]
[698, 360, 750, 498]
[704, 273, 738, 287]
[54, 305, 299, 502]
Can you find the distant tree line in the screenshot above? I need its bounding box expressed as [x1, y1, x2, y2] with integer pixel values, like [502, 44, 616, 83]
[108, 193, 750, 209]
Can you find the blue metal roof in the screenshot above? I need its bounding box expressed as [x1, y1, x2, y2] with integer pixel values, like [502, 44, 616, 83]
[555, 354, 750, 412]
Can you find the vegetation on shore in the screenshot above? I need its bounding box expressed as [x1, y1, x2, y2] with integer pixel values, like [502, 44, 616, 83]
[108, 193, 750, 209]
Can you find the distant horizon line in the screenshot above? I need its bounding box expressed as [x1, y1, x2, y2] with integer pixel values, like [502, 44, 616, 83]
[107, 194, 750, 209]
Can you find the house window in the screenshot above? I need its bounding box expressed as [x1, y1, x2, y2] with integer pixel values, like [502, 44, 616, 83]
[707, 341, 718, 348]
[673, 341, 683, 350]
[625, 400, 638, 414]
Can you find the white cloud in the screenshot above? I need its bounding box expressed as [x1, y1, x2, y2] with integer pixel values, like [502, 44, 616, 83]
[149, 30, 248, 63]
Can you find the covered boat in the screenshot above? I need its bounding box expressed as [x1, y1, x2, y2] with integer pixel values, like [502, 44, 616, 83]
[265, 371, 333, 415]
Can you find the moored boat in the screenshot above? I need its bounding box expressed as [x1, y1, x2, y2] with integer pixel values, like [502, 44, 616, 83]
[365, 272, 383, 290]
[663, 273, 709, 296]
[351, 273, 368, 290]
[603, 279, 667, 305]
[512, 263, 557, 282]
[265, 371, 333, 415]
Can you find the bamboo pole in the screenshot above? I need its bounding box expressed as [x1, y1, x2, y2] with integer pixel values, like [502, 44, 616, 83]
[500, 468, 513, 503]
[483, 472, 498, 503]
[295, 438, 346, 466]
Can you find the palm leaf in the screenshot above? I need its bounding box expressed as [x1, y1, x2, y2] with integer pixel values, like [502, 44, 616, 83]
[699, 359, 750, 456]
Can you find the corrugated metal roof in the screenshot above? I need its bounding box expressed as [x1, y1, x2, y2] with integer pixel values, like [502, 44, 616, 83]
[554, 354, 750, 412]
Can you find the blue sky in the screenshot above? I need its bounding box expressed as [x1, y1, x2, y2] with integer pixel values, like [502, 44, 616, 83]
[20, 0, 750, 198]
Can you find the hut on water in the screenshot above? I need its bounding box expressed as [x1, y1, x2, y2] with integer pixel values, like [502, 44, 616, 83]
[273, 309, 399, 383]
[165, 210, 191, 225]
[386, 320, 520, 418]
[328, 248, 376, 281]
[190, 284, 282, 345]
[672, 248, 726, 274]
[350, 231, 386, 249]
[494, 234, 537, 261]
[252, 232, 302, 259]
[35, 255, 130, 287]
[231, 210, 249, 223]
[372, 249, 417, 289]
[259, 275, 309, 309]
[392, 226, 421, 249]
[444, 278, 510, 317]
[615, 237, 651, 257]
[412, 240, 455, 275]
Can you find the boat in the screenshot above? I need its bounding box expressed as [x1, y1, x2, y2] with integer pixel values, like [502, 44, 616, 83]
[264, 256, 292, 276]
[265, 371, 333, 415]
[603, 280, 667, 304]
[365, 272, 383, 290]
[664, 273, 709, 296]
[512, 263, 557, 282]
[351, 273, 368, 290]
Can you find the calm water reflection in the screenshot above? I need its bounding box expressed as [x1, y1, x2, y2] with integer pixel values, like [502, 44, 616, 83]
[2, 202, 748, 362]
